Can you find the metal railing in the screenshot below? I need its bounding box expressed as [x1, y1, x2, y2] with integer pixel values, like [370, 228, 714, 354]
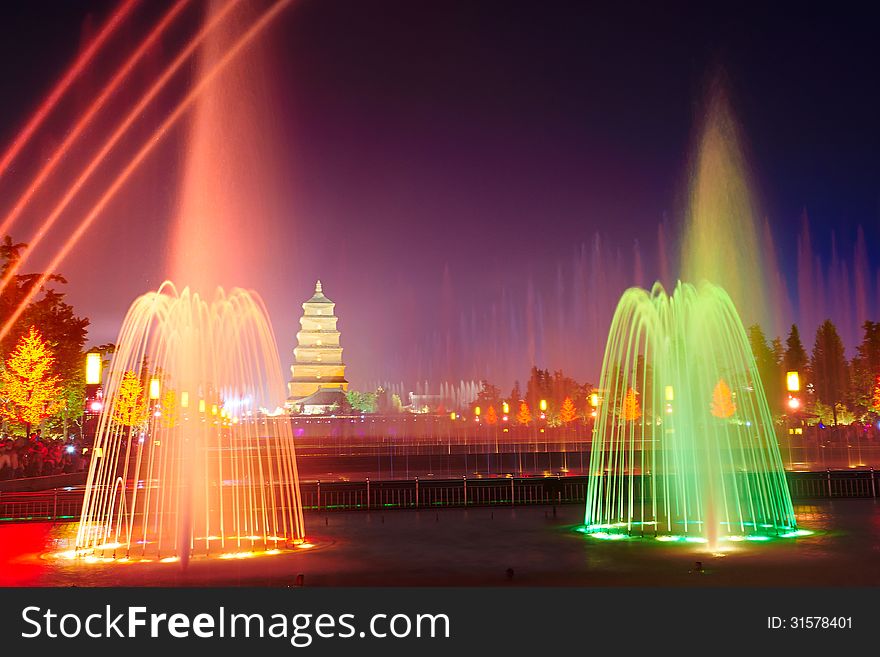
[0, 470, 876, 523]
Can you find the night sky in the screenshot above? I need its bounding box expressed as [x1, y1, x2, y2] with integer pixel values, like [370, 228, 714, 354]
[0, 0, 877, 392]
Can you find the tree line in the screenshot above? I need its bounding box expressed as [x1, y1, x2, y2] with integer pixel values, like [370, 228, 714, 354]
[0, 236, 90, 438]
[749, 318, 879, 425]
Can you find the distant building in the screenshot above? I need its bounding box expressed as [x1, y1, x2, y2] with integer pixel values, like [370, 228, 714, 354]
[287, 280, 349, 412]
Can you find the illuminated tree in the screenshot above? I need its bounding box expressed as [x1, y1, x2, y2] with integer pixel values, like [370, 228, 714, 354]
[710, 379, 736, 418]
[0, 326, 62, 435]
[871, 375, 880, 414]
[485, 405, 498, 425]
[621, 387, 641, 421]
[112, 370, 148, 432]
[560, 396, 577, 424]
[516, 401, 532, 425]
[852, 321, 880, 413]
[160, 390, 179, 429]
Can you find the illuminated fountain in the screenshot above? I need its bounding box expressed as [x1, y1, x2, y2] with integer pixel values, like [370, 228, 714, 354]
[75, 284, 305, 561]
[583, 81, 803, 547]
[583, 281, 799, 545]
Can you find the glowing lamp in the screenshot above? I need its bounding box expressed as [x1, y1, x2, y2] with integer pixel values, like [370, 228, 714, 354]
[450, 412, 456, 421]
[788, 397, 801, 410]
[540, 399, 547, 412]
[502, 401, 510, 414]
[89, 401, 103, 413]
[149, 377, 160, 400]
[474, 406, 481, 416]
[665, 385, 674, 402]
[180, 391, 189, 408]
[199, 399, 206, 413]
[85, 352, 102, 385]
[786, 371, 800, 392]
[590, 393, 599, 408]
[211, 404, 219, 416]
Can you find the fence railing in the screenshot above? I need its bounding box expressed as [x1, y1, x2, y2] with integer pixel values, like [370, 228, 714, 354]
[0, 470, 876, 523]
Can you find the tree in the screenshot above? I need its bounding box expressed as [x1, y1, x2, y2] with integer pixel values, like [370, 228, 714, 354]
[473, 381, 501, 415]
[811, 320, 848, 425]
[485, 405, 498, 425]
[516, 401, 532, 425]
[112, 370, 148, 433]
[0, 236, 90, 433]
[0, 326, 63, 435]
[346, 390, 377, 413]
[851, 321, 880, 413]
[621, 387, 641, 422]
[559, 396, 577, 424]
[784, 324, 808, 377]
[160, 390, 179, 429]
[509, 381, 522, 403]
[710, 379, 736, 418]
[748, 324, 783, 414]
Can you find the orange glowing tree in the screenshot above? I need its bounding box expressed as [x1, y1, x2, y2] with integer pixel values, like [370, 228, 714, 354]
[560, 396, 577, 424]
[485, 405, 498, 425]
[710, 379, 737, 418]
[0, 326, 62, 436]
[111, 370, 148, 437]
[621, 387, 641, 422]
[517, 401, 532, 425]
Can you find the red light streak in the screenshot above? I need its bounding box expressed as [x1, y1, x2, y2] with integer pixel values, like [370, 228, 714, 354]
[0, 0, 241, 298]
[0, 0, 191, 240]
[0, 0, 296, 343]
[0, 0, 138, 180]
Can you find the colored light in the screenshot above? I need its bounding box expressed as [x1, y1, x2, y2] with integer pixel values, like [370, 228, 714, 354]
[85, 352, 102, 385]
[474, 406, 481, 416]
[502, 401, 509, 414]
[540, 399, 547, 411]
[584, 282, 797, 544]
[90, 401, 103, 412]
[180, 391, 189, 408]
[149, 377, 161, 400]
[786, 371, 800, 392]
[199, 399, 206, 413]
[590, 393, 599, 407]
[788, 396, 800, 410]
[450, 412, 456, 420]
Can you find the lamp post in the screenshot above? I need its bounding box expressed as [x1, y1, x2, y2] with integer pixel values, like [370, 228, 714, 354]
[786, 371, 801, 412]
[83, 350, 103, 444]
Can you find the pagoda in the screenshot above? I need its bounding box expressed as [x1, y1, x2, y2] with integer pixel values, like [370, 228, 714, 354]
[287, 280, 349, 407]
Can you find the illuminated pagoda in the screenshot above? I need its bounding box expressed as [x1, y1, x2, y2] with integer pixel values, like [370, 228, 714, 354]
[287, 280, 349, 413]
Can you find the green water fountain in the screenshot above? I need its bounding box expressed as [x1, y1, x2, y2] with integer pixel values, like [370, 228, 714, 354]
[582, 281, 803, 547]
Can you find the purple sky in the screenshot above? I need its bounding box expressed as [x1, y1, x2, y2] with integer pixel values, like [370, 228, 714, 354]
[0, 0, 877, 392]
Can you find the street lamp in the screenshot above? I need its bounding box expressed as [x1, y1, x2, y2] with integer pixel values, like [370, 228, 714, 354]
[85, 352, 102, 385]
[83, 351, 104, 443]
[149, 377, 161, 400]
[786, 371, 801, 413]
